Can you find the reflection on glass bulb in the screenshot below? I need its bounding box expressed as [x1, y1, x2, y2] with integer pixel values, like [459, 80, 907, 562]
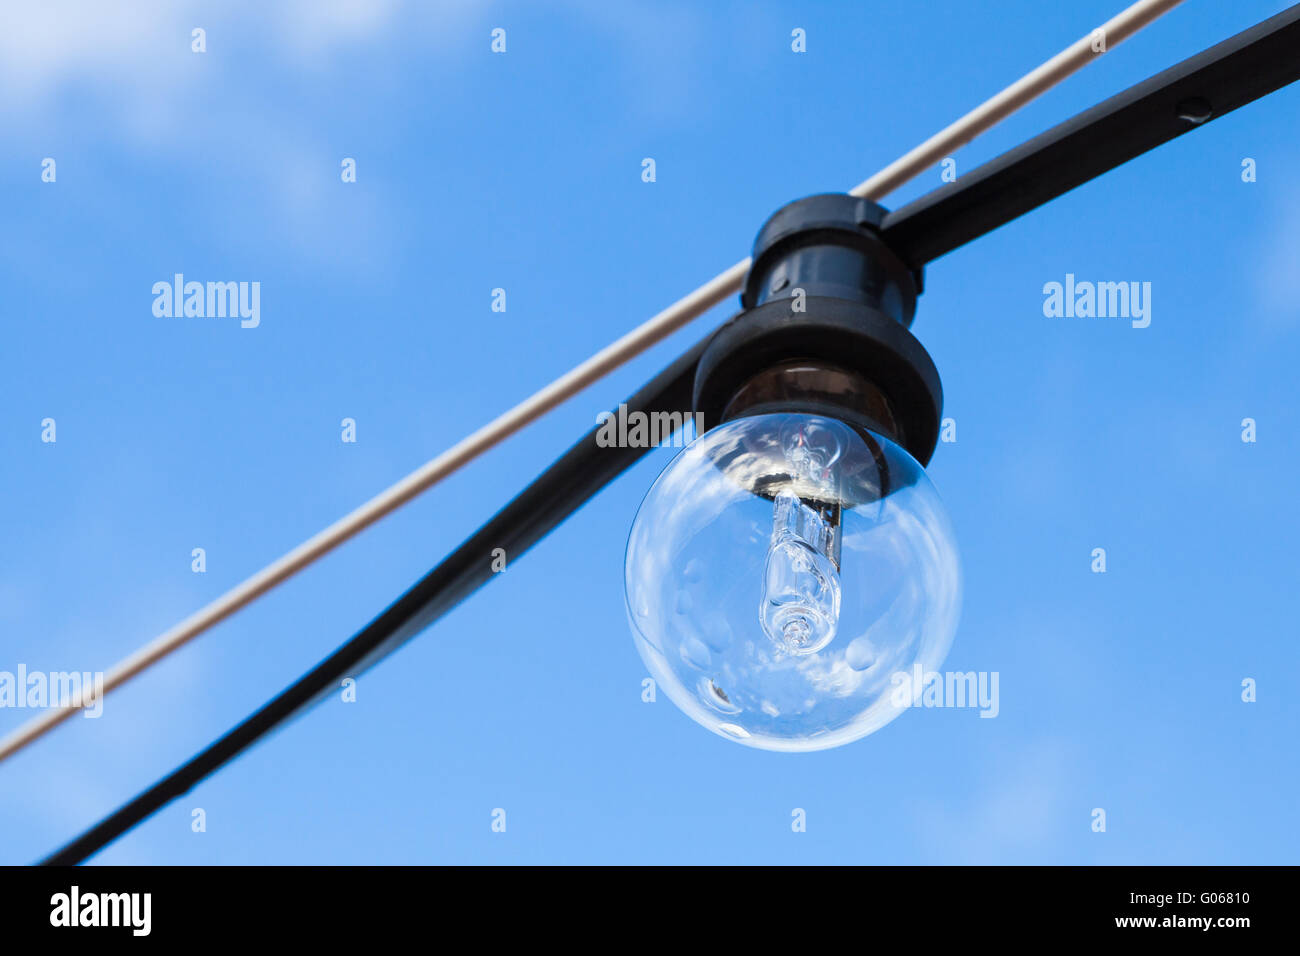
[760, 419, 845, 654]
[760, 491, 841, 654]
[779, 417, 844, 483]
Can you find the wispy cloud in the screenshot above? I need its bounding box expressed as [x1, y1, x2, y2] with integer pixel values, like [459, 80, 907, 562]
[1254, 186, 1300, 327]
[1, 1, 481, 268]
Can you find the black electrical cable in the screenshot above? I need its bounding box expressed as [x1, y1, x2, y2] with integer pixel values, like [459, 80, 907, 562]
[43, 3, 1300, 864]
[881, 3, 1300, 267]
[41, 337, 711, 865]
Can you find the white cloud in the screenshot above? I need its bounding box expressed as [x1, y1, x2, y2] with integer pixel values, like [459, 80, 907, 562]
[0, 2, 488, 268]
[0, 1, 448, 110]
[912, 739, 1076, 862]
[1255, 187, 1300, 327]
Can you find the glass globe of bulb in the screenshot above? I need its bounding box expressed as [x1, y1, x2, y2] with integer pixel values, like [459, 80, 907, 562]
[625, 412, 961, 752]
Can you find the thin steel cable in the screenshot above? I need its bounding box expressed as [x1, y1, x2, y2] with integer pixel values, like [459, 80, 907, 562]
[0, 0, 1183, 766]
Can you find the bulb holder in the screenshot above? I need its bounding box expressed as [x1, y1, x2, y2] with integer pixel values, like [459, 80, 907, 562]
[694, 194, 943, 466]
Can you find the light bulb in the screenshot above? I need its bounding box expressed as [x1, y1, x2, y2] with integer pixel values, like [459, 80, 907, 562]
[625, 412, 961, 752]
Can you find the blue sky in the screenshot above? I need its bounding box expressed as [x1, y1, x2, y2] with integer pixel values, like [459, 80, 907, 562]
[1, 0, 1297, 864]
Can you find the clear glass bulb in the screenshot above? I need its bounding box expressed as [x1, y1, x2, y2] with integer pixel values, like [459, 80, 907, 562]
[625, 412, 961, 752]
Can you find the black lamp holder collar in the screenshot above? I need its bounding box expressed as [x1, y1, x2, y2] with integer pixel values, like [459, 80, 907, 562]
[693, 193, 943, 467]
